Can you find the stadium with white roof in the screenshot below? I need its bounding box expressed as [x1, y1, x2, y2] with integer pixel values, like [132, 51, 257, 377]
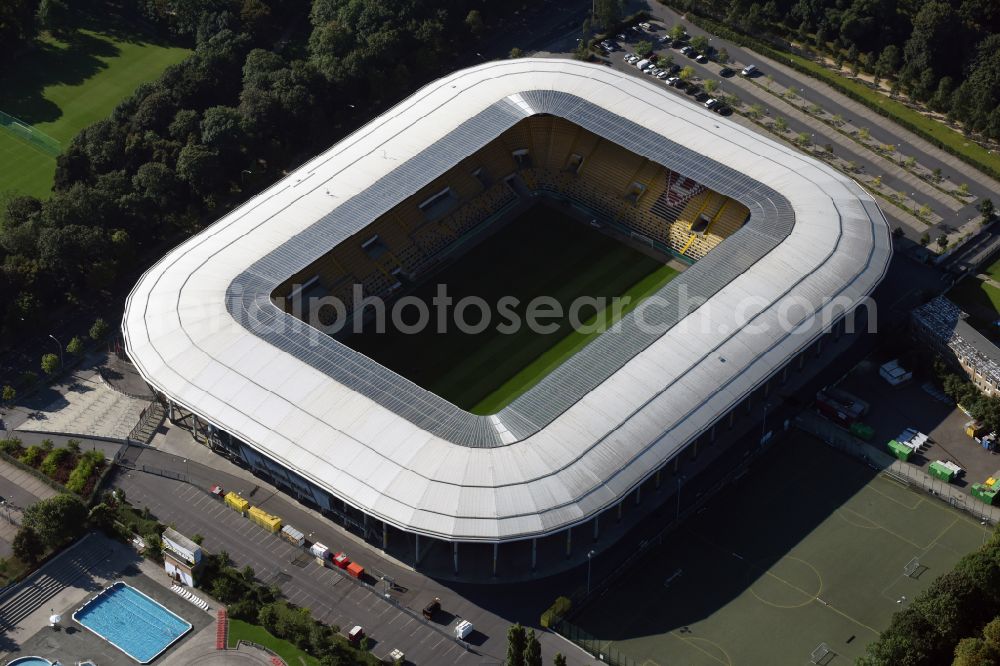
[123, 58, 891, 577]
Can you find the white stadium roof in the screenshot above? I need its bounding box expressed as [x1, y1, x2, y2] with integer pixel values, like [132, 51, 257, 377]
[123, 59, 891, 543]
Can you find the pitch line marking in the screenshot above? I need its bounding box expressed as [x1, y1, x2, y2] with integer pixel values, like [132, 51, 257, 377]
[667, 632, 733, 666]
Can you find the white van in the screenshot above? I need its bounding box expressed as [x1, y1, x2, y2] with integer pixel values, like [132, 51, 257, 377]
[455, 620, 474, 640]
[635, 58, 651, 70]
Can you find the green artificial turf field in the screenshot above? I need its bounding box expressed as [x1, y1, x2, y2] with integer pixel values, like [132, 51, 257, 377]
[342, 202, 679, 412]
[0, 27, 190, 199]
[567, 433, 989, 666]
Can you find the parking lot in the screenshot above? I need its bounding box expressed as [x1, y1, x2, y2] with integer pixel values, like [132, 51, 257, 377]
[833, 359, 1000, 490]
[113, 467, 497, 664]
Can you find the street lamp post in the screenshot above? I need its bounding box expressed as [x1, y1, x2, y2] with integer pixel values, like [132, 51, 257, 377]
[762, 401, 772, 445]
[676, 475, 686, 521]
[48, 334, 64, 369]
[586, 549, 596, 594]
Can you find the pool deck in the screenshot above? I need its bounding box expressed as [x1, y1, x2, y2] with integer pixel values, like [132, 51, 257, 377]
[1, 533, 213, 665]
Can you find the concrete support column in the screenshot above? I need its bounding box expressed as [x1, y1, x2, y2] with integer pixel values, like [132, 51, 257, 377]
[531, 539, 537, 570]
[763, 380, 770, 398]
[453, 542, 459, 574]
[415, 534, 421, 565]
[728, 409, 735, 429]
[746, 398, 752, 414]
[798, 353, 805, 370]
[382, 523, 388, 551]
[673, 457, 680, 473]
[565, 528, 572, 559]
[168, 401, 175, 422]
[593, 516, 600, 541]
[692, 439, 699, 459]
[492, 543, 498, 577]
[616, 501, 623, 522]
[834, 318, 843, 340]
[634, 486, 641, 506]
[816, 338, 823, 356]
[709, 424, 717, 443]
[781, 366, 789, 384]
[363, 514, 368, 533]
[655, 470, 662, 490]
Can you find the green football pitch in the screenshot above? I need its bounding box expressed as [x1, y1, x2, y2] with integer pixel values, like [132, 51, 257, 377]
[569, 433, 989, 666]
[0, 27, 189, 199]
[342, 203, 679, 413]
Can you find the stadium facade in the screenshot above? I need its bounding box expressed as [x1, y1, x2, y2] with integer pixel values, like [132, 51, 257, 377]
[123, 59, 891, 576]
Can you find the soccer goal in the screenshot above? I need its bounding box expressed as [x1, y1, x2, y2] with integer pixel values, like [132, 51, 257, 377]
[810, 642, 834, 665]
[0, 110, 61, 157]
[903, 556, 926, 579]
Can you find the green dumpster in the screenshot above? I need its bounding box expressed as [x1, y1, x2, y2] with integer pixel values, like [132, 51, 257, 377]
[850, 423, 874, 441]
[928, 461, 956, 483]
[887, 439, 911, 462]
[972, 483, 999, 505]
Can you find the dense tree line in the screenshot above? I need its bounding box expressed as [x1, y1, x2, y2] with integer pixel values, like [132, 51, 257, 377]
[675, 0, 1000, 139]
[0, 0, 515, 350]
[860, 526, 1000, 665]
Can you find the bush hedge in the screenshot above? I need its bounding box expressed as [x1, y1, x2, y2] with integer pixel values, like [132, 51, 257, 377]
[541, 596, 572, 628]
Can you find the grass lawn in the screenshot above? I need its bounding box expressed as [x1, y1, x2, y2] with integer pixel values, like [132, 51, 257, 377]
[342, 202, 679, 412]
[948, 277, 1000, 319]
[570, 433, 989, 665]
[472, 261, 678, 414]
[982, 257, 1000, 284]
[227, 619, 320, 666]
[0, 27, 190, 198]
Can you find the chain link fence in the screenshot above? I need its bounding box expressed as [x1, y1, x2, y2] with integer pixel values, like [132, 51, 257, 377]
[795, 411, 999, 525]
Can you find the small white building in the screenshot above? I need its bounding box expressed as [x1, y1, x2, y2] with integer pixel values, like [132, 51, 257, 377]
[163, 527, 203, 586]
[879, 359, 913, 386]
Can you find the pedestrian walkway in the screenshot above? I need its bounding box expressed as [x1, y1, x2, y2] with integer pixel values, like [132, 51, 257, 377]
[0, 457, 58, 504]
[16, 373, 145, 439]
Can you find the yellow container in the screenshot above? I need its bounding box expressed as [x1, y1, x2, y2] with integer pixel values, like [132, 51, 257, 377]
[987, 477, 996, 487]
[247, 506, 282, 533]
[224, 491, 250, 514]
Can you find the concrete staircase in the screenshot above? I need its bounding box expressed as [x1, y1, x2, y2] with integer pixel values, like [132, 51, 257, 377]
[0, 535, 111, 631]
[130, 400, 166, 445]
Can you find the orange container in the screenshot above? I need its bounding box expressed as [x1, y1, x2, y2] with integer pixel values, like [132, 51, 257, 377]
[346, 562, 364, 579]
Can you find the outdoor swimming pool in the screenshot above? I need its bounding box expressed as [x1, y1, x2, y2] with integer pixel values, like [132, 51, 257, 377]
[7, 657, 53, 666]
[72, 582, 191, 663]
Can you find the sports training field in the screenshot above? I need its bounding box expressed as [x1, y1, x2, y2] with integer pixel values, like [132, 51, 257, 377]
[569, 434, 988, 666]
[0, 27, 189, 198]
[343, 203, 679, 412]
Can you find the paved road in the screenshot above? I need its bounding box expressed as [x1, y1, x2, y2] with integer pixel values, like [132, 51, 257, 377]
[635, 6, 999, 236]
[112, 457, 591, 665]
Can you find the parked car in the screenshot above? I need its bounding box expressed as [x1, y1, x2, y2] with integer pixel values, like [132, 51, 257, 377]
[624, 54, 639, 64]
[657, 71, 670, 79]
[638, 22, 653, 31]
[741, 64, 759, 76]
[680, 45, 694, 56]
[720, 67, 734, 77]
[695, 54, 709, 64]
[666, 76, 680, 86]
[667, 63, 681, 74]
[704, 98, 720, 110]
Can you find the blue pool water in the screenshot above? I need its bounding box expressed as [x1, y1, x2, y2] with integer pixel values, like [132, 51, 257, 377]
[73, 582, 191, 663]
[7, 658, 53, 666]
